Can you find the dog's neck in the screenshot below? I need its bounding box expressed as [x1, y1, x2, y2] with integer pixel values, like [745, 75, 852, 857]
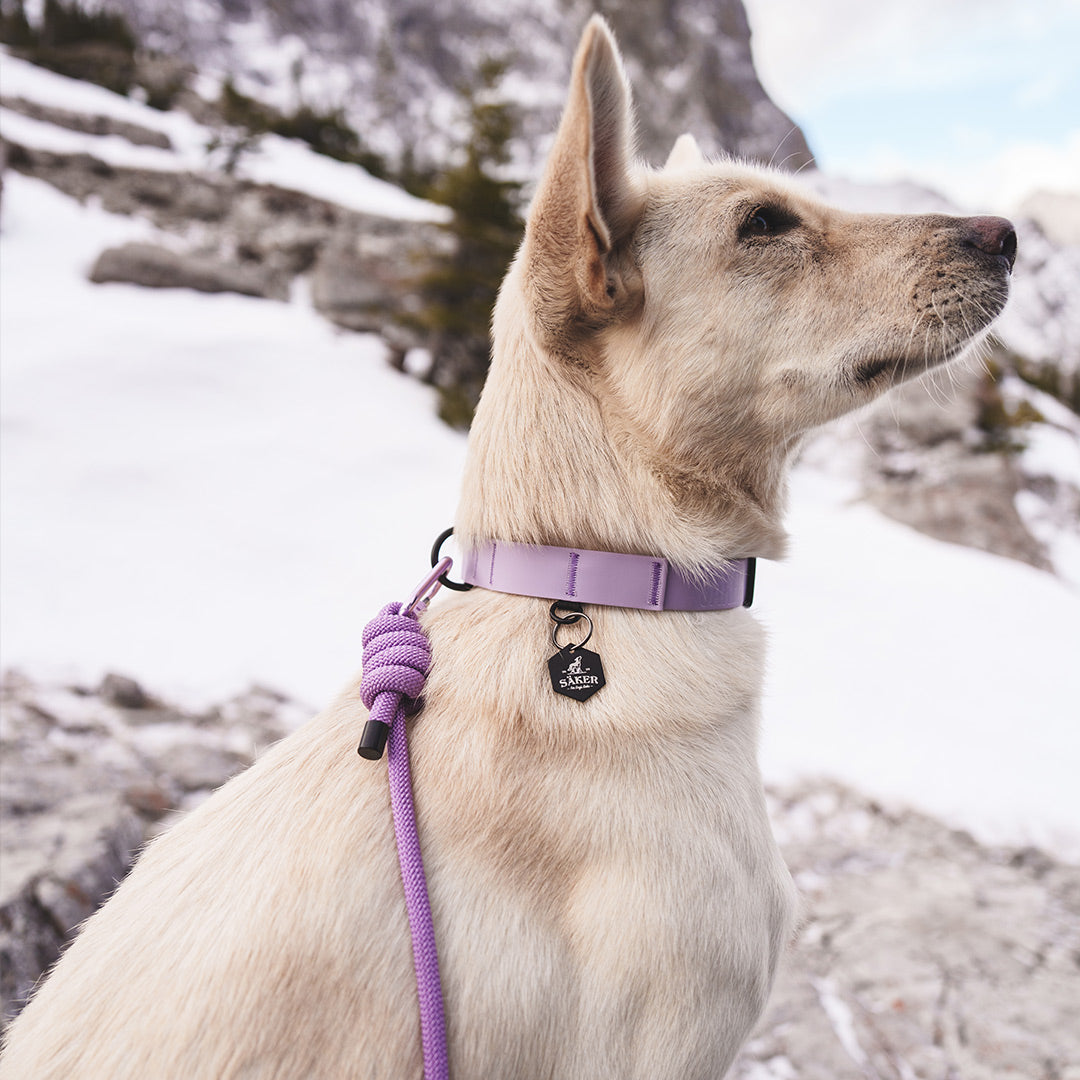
[455, 264, 791, 573]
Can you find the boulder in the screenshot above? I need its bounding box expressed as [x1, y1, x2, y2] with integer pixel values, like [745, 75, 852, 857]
[732, 782, 1080, 1079]
[89, 241, 290, 300]
[309, 223, 447, 339]
[815, 365, 1054, 572]
[0, 671, 304, 1026]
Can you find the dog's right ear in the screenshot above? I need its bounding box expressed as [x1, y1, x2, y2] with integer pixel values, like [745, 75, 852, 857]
[522, 16, 640, 342]
[665, 133, 706, 171]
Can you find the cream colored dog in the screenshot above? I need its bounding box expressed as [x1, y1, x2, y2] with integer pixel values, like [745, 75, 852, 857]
[2, 17, 1015, 1079]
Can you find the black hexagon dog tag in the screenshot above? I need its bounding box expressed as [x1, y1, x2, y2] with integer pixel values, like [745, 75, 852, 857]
[548, 647, 605, 701]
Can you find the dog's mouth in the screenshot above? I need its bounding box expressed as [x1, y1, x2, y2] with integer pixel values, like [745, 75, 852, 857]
[848, 286, 1010, 392]
[854, 357, 893, 384]
[848, 354, 928, 391]
[847, 338, 976, 392]
[845, 220, 1015, 394]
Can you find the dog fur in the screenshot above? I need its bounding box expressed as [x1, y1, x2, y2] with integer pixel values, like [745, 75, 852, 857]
[1, 16, 1013, 1079]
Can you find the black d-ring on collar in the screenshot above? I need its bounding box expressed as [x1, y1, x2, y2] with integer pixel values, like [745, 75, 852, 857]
[430, 527, 475, 592]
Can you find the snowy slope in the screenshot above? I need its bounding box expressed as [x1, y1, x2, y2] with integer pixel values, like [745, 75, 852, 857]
[2, 172, 1077, 860]
[0, 175, 465, 702]
[756, 470, 1080, 859]
[0, 53, 447, 222]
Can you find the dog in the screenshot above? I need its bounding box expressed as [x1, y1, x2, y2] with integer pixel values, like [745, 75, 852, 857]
[1, 16, 1015, 1079]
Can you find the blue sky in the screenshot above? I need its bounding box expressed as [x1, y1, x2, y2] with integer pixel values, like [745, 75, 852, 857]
[742, 0, 1080, 211]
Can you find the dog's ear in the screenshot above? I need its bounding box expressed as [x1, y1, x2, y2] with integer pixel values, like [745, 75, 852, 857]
[665, 133, 706, 171]
[522, 15, 640, 339]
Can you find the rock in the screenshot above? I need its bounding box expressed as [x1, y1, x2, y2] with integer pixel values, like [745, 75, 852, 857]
[3, 671, 1077, 1076]
[731, 782, 1080, 1080]
[310, 234, 396, 333]
[0, 670, 301, 1026]
[0, 792, 143, 1028]
[813, 366, 1054, 572]
[110, 0, 813, 175]
[1, 141, 228, 224]
[310, 223, 448, 339]
[88, 241, 290, 300]
[998, 219, 1080, 401]
[0, 95, 173, 149]
[597, 0, 813, 169]
[98, 672, 150, 709]
[3, 139, 442, 328]
[865, 452, 1051, 569]
[132, 53, 194, 113]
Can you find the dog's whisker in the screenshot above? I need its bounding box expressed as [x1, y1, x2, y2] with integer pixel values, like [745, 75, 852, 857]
[767, 126, 802, 170]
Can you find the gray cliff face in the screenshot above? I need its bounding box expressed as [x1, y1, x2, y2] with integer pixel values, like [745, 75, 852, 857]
[107, 0, 813, 173]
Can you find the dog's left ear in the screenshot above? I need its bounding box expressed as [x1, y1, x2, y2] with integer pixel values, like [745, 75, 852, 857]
[522, 16, 640, 340]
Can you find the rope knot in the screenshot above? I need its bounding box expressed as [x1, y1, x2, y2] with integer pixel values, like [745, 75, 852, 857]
[357, 603, 432, 759]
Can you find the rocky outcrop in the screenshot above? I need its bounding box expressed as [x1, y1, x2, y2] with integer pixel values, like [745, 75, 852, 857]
[797, 176, 1080, 577]
[108, 0, 813, 174]
[0, 670, 306, 1026]
[309, 221, 452, 344]
[2, 137, 443, 340]
[0, 95, 173, 149]
[849, 365, 1053, 571]
[733, 783, 1080, 1080]
[89, 240, 290, 298]
[1, 139, 231, 222]
[3, 671, 1077, 1077]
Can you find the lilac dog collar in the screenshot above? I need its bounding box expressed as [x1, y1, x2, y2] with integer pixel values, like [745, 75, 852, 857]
[460, 540, 755, 611]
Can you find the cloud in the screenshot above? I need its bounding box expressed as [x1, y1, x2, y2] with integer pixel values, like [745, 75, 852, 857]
[973, 130, 1080, 211]
[744, 0, 1080, 112]
[743, 0, 1080, 208]
[1015, 71, 1069, 109]
[827, 129, 1080, 212]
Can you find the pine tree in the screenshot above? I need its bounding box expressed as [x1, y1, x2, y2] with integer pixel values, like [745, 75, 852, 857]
[4, 0, 138, 95]
[0, 0, 35, 48]
[412, 59, 525, 428]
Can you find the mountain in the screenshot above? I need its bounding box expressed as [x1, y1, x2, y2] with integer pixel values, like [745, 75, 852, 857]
[104, 0, 815, 173]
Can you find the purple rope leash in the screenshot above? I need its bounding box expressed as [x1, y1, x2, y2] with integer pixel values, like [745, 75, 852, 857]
[358, 588, 449, 1080]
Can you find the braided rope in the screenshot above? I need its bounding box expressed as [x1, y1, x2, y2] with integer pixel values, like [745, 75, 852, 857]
[360, 603, 448, 1080]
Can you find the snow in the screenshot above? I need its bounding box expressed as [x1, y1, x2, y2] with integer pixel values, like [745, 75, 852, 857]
[811, 978, 868, 1069]
[0, 174, 465, 706]
[239, 132, 449, 223]
[755, 468, 1080, 860]
[0, 53, 448, 222]
[2, 176, 1079, 860]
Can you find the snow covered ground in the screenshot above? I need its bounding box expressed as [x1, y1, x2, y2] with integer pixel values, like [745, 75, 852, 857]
[0, 174, 463, 702]
[2, 171, 1077, 862]
[0, 54, 447, 222]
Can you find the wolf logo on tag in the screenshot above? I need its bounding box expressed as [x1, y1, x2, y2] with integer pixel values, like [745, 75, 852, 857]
[548, 647, 606, 701]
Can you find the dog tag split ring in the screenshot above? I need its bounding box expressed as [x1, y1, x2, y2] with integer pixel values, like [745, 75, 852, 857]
[547, 604, 605, 701]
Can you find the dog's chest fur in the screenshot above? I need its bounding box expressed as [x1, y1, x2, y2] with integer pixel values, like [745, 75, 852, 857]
[411, 591, 797, 1077]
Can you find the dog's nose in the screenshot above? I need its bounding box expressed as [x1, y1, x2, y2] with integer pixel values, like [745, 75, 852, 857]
[963, 216, 1018, 272]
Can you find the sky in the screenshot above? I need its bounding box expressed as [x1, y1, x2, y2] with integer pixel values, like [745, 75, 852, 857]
[742, 0, 1080, 213]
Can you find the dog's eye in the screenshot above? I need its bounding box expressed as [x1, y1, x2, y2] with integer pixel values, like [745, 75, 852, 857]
[740, 205, 798, 240]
